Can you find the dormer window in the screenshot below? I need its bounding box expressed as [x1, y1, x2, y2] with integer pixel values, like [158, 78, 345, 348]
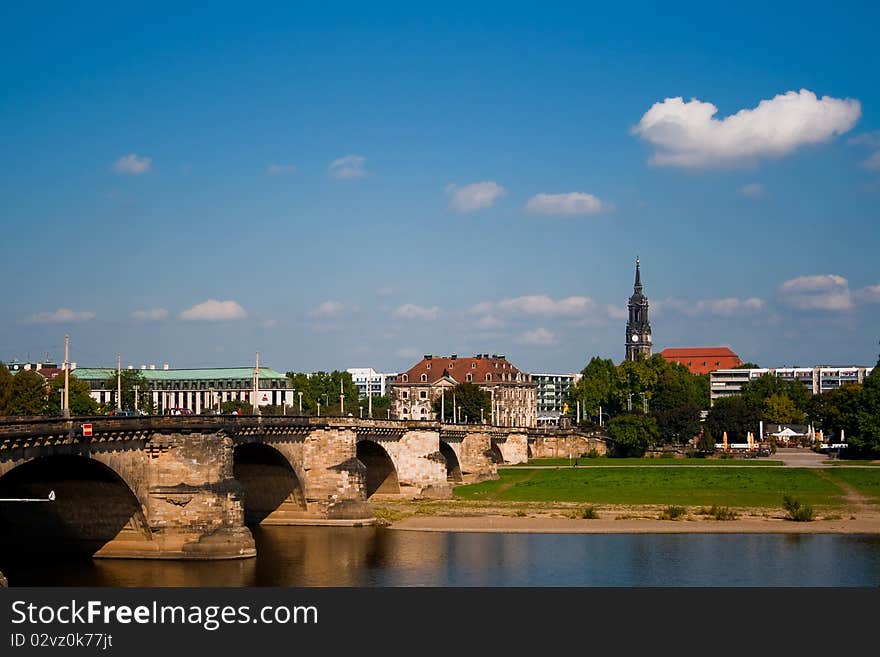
[420, 374, 427, 382]
[485, 374, 491, 381]
[471, 362, 476, 368]
[466, 374, 473, 382]
[402, 374, 408, 382]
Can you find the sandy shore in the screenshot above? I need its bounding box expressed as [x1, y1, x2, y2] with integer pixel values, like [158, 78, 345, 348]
[373, 497, 880, 535]
[389, 514, 880, 534]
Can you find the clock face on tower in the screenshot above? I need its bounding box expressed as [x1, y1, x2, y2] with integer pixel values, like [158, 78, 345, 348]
[631, 334, 639, 342]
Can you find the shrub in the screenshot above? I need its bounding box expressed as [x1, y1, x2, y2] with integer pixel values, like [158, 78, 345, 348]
[660, 505, 686, 520]
[709, 506, 738, 521]
[783, 495, 814, 522]
[587, 449, 599, 459]
[582, 506, 599, 519]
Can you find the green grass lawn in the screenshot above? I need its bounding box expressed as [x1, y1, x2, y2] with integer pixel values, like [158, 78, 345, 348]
[454, 467, 848, 508]
[822, 469, 880, 503]
[510, 457, 784, 467]
[823, 461, 880, 466]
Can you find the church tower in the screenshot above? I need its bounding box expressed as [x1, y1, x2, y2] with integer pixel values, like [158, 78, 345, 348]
[625, 258, 652, 361]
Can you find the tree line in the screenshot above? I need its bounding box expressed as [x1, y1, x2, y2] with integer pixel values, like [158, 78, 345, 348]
[568, 353, 880, 458]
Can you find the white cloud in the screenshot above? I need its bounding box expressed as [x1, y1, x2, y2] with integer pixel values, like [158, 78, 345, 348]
[855, 284, 880, 303]
[525, 192, 611, 216]
[633, 89, 861, 168]
[519, 328, 557, 346]
[179, 299, 247, 321]
[26, 308, 95, 324]
[308, 301, 350, 318]
[266, 163, 296, 175]
[848, 132, 880, 171]
[392, 304, 440, 321]
[655, 296, 764, 317]
[739, 183, 765, 198]
[396, 347, 421, 360]
[497, 295, 593, 317]
[446, 181, 506, 212]
[779, 275, 853, 311]
[864, 151, 880, 171]
[606, 304, 628, 321]
[475, 314, 505, 330]
[130, 308, 169, 321]
[113, 153, 152, 175]
[329, 154, 367, 180]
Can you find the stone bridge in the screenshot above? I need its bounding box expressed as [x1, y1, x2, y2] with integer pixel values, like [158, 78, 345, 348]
[0, 416, 565, 561]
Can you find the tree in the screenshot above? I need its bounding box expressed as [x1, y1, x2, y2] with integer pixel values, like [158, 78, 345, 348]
[0, 363, 12, 415]
[568, 357, 620, 420]
[606, 413, 658, 457]
[853, 367, 880, 457]
[284, 370, 360, 416]
[650, 361, 705, 443]
[45, 374, 99, 416]
[696, 429, 716, 454]
[808, 384, 861, 442]
[103, 369, 154, 413]
[740, 374, 810, 415]
[736, 362, 761, 369]
[8, 369, 47, 415]
[221, 400, 252, 415]
[763, 393, 806, 424]
[432, 383, 491, 423]
[364, 395, 391, 418]
[706, 396, 761, 442]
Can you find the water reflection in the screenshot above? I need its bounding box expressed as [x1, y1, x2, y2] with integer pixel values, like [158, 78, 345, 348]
[2, 528, 879, 587]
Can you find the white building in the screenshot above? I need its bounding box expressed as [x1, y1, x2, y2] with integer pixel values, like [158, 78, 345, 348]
[710, 366, 874, 403]
[72, 364, 293, 414]
[346, 368, 398, 399]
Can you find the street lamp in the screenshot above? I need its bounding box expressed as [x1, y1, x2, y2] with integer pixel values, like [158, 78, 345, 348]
[457, 406, 462, 424]
[298, 391, 303, 413]
[317, 402, 321, 417]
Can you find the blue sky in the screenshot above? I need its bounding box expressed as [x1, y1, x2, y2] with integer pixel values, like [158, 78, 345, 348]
[2, 2, 879, 374]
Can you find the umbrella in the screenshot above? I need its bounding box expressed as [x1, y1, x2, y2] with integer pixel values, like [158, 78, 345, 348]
[839, 428, 845, 443]
[722, 431, 728, 450]
[771, 427, 799, 437]
[748, 432, 754, 450]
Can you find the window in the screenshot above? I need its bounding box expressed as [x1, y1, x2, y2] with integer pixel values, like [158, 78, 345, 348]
[449, 362, 453, 369]
[420, 374, 427, 382]
[402, 391, 408, 399]
[402, 374, 408, 382]
[486, 374, 491, 381]
[419, 391, 427, 399]
[466, 374, 472, 382]
[471, 362, 476, 368]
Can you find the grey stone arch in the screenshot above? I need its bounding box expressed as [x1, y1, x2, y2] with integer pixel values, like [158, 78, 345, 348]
[438, 439, 463, 482]
[231, 436, 308, 525]
[0, 447, 149, 558]
[355, 437, 400, 497]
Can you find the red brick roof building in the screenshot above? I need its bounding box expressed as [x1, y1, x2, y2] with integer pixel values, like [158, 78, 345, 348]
[390, 354, 537, 427]
[660, 347, 743, 375]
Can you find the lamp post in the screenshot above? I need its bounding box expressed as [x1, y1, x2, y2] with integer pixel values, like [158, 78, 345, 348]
[457, 406, 462, 424]
[298, 391, 303, 413]
[317, 401, 321, 417]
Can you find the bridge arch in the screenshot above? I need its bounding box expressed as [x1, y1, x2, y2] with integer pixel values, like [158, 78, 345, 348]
[488, 443, 504, 464]
[439, 440, 462, 482]
[232, 442, 307, 525]
[0, 454, 147, 558]
[356, 439, 400, 497]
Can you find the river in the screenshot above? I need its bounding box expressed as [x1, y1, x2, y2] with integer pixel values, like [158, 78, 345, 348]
[3, 527, 879, 586]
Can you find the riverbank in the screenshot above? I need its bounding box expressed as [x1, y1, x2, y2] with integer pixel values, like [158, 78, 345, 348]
[373, 499, 880, 535]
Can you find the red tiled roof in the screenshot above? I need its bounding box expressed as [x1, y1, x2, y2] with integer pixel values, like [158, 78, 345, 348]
[660, 347, 742, 375]
[34, 367, 64, 381]
[397, 355, 534, 386]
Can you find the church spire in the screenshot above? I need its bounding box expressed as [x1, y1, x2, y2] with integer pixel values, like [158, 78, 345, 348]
[625, 257, 652, 361]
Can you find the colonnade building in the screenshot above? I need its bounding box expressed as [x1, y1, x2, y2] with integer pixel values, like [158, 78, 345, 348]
[72, 365, 292, 413]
